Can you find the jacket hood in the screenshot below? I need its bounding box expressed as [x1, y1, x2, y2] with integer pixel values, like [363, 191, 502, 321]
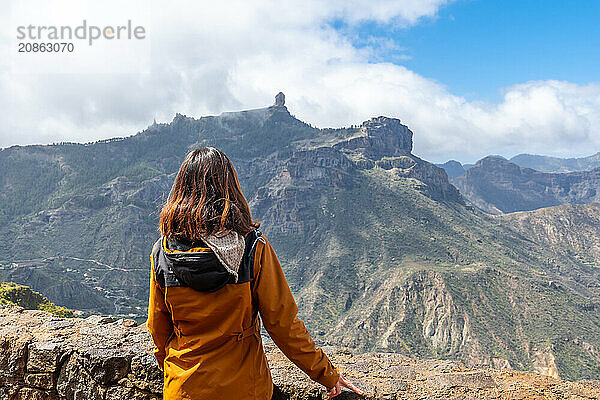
[157, 230, 256, 292]
[201, 231, 246, 282]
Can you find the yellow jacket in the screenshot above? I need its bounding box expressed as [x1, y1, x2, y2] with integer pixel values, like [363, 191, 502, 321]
[146, 229, 339, 399]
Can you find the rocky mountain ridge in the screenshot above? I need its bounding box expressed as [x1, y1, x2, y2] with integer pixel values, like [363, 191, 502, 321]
[437, 152, 600, 179]
[450, 156, 600, 214]
[510, 152, 600, 173]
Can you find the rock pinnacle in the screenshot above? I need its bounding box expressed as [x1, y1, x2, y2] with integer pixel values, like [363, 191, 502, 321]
[275, 92, 285, 106]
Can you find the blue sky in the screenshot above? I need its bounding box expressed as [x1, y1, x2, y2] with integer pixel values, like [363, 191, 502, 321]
[348, 0, 600, 102]
[2, 0, 600, 163]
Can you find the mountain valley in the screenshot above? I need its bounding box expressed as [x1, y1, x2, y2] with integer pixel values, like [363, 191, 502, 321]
[1, 96, 599, 380]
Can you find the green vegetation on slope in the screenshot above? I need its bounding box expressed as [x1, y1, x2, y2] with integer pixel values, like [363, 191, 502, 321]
[0, 282, 75, 317]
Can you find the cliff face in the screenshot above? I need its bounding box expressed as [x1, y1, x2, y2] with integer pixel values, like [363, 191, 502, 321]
[2, 306, 600, 400]
[250, 147, 356, 235]
[333, 116, 413, 158]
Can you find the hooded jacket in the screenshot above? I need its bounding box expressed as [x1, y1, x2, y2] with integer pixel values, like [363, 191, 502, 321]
[146, 229, 340, 400]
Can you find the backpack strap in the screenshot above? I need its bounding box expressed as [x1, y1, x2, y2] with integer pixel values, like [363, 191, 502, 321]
[236, 229, 264, 284]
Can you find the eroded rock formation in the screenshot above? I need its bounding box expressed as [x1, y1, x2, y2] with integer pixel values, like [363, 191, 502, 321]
[275, 92, 285, 107]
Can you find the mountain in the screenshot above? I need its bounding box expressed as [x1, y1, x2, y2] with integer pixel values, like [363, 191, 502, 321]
[511, 152, 600, 173]
[435, 160, 467, 178]
[438, 152, 600, 179]
[1, 95, 600, 380]
[450, 156, 600, 214]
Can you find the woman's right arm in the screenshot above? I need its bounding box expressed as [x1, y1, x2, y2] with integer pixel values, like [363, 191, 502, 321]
[252, 235, 340, 390]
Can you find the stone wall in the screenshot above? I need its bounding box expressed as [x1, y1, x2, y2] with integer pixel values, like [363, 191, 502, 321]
[1, 306, 599, 400]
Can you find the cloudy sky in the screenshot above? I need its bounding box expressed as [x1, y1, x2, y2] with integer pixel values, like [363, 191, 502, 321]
[1, 0, 599, 163]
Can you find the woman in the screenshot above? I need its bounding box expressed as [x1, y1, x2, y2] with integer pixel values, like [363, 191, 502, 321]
[147, 147, 362, 399]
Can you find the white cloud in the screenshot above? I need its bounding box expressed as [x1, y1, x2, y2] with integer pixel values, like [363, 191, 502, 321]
[1, 0, 599, 163]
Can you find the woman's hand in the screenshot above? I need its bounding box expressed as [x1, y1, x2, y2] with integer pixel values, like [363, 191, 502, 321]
[327, 373, 363, 397]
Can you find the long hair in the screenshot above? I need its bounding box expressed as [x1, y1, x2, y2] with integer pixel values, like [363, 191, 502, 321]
[159, 147, 259, 239]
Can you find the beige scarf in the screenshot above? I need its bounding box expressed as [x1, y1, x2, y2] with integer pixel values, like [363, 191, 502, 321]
[202, 230, 246, 283]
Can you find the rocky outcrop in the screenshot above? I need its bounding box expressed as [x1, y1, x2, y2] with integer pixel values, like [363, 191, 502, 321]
[0, 308, 600, 400]
[328, 116, 460, 202]
[275, 92, 285, 107]
[2, 306, 599, 400]
[532, 348, 560, 380]
[334, 117, 413, 159]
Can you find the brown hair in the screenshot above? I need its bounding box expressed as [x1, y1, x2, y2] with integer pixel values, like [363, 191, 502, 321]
[159, 147, 259, 239]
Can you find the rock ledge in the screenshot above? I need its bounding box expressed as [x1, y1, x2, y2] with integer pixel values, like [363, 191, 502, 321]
[1, 306, 599, 400]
